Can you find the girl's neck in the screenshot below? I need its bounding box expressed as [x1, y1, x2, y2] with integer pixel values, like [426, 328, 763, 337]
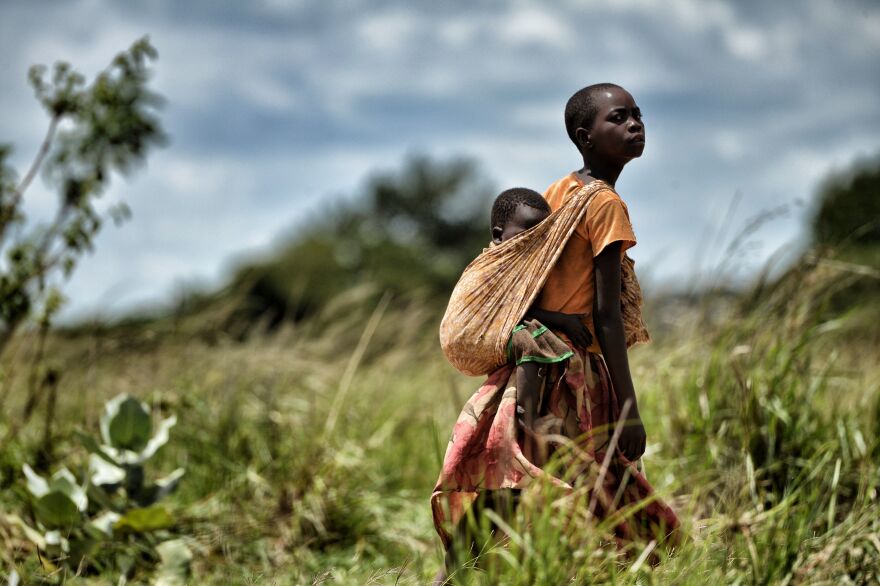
[575, 158, 623, 187]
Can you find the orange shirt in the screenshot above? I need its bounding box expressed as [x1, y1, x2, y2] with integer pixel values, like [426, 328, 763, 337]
[535, 173, 637, 353]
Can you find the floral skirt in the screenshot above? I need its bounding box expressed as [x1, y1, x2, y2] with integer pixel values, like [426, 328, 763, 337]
[430, 348, 680, 548]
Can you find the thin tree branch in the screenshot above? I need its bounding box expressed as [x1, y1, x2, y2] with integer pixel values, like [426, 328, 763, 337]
[14, 115, 60, 202]
[0, 116, 60, 248]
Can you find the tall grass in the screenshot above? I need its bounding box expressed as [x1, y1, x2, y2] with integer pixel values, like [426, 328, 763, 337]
[1, 258, 878, 584]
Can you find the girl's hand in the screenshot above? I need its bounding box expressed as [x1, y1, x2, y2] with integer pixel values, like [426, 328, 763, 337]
[617, 416, 646, 462]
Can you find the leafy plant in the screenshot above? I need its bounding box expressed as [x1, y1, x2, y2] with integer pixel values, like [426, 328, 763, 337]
[15, 393, 189, 581]
[85, 394, 184, 509]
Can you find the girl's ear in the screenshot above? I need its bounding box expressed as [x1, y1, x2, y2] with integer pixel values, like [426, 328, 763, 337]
[491, 225, 504, 244]
[575, 127, 592, 150]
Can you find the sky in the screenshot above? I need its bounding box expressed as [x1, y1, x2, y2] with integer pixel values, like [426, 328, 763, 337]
[1, 0, 879, 321]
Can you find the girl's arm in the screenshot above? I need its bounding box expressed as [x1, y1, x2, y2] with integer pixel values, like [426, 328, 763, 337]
[523, 307, 592, 349]
[593, 241, 646, 461]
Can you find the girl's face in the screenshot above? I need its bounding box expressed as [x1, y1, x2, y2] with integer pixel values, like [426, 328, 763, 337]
[579, 87, 645, 163]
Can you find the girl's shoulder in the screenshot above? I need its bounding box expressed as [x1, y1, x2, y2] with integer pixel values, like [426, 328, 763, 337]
[590, 185, 629, 210]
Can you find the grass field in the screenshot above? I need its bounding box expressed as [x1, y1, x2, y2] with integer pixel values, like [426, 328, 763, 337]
[1, 258, 879, 584]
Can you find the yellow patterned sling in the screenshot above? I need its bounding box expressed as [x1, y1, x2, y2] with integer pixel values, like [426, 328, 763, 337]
[439, 180, 650, 376]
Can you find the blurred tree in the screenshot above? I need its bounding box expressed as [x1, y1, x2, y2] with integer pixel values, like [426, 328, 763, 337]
[0, 37, 165, 357]
[803, 154, 880, 342]
[812, 155, 880, 249]
[221, 156, 494, 334]
[367, 156, 491, 251]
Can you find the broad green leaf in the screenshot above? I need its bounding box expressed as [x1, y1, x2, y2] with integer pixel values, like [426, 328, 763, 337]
[48, 468, 87, 511]
[155, 468, 184, 495]
[89, 453, 126, 487]
[22, 464, 48, 498]
[105, 395, 152, 452]
[114, 505, 173, 533]
[43, 530, 69, 555]
[86, 482, 117, 510]
[154, 539, 192, 586]
[100, 393, 128, 445]
[87, 511, 120, 537]
[34, 492, 81, 529]
[138, 468, 185, 507]
[101, 444, 140, 466]
[140, 415, 177, 460]
[75, 430, 119, 467]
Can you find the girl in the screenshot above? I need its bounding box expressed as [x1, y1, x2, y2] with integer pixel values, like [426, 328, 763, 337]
[431, 84, 680, 584]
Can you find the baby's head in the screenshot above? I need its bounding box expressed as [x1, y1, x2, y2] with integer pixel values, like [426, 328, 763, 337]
[490, 187, 551, 244]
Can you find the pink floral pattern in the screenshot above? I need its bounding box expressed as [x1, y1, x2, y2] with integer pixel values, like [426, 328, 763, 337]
[431, 348, 680, 548]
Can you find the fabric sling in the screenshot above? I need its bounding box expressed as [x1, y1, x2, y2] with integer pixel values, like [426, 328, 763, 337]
[439, 180, 650, 376]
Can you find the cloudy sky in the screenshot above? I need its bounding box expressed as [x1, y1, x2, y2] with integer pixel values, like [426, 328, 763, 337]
[1, 0, 878, 321]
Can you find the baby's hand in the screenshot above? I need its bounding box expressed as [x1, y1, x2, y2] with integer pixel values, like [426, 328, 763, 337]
[556, 314, 592, 349]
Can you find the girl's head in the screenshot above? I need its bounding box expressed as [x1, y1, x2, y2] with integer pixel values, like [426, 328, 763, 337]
[565, 83, 645, 164]
[490, 188, 550, 244]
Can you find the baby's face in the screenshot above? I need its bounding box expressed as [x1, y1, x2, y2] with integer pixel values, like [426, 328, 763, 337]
[499, 204, 549, 242]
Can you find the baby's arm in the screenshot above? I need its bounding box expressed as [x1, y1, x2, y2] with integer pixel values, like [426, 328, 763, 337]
[515, 361, 548, 462]
[524, 307, 592, 349]
[516, 363, 541, 429]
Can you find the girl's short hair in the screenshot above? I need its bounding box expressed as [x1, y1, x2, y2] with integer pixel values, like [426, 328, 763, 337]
[565, 83, 623, 148]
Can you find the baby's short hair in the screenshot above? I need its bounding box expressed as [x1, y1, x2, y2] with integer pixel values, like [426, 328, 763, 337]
[565, 83, 623, 148]
[490, 187, 550, 230]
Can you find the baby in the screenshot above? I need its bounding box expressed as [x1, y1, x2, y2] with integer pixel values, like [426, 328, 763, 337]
[490, 188, 592, 439]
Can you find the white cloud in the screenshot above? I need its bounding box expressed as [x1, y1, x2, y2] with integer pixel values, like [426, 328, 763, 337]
[496, 7, 574, 50]
[358, 9, 420, 53]
[437, 18, 482, 47]
[724, 26, 768, 62]
[712, 131, 747, 162]
[757, 138, 880, 204]
[507, 102, 561, 131]
[865, 13, 880, 46]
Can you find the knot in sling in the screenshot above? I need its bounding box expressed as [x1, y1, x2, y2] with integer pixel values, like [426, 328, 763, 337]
[439, 180, 650, 376]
